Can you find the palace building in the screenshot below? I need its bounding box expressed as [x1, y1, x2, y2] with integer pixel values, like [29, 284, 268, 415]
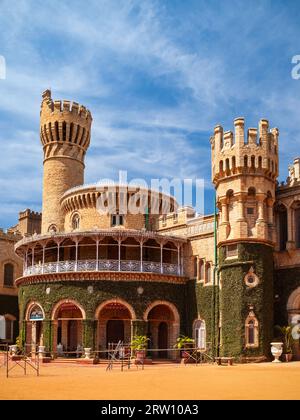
[1, 90, 300, 361]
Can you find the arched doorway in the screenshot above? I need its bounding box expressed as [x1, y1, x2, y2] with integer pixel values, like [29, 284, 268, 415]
[96, 300, 135, 350]
[25, 303, 45, 351]
[287, 287, 300, 360]
[158, 322, 168, 358]
[107, 320, 125, 344]
[145, 302, 180, 359]
[52, 300, 84, 356]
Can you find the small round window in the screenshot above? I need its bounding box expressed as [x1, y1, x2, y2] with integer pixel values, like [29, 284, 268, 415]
[244, 267, 259, 288]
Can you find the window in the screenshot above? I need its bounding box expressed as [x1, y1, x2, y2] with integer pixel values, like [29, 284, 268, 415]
[161, 215, 167, 227]
[5, 319, 13, 341]
[173, 213, 178, 224]
[111, 214, 124, 227]
[247, 207, 254, 215]
[199, 259, 205, 280]
[247, 320, 255, 345]
[4, 263, 14, 287]
[245, 307, 259, 348]
[193, 258, 198, 278]
[205, 263, 211, 283]
[226, 244, 238, 258]
[48, 224, 57, 234]
[194, 320, 206, 350]
[72, 214, 80, 231]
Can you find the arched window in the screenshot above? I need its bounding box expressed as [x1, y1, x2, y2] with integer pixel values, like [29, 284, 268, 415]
[199, 259, 205, 280]
[232, 156, 236, 170]
[245, 309, 259, 348]
[194, 320, 206, 350]
[258, 156, 262, 169]
[277, 204, 287, 251]
[244, 155, 248, 168]
[205, 263, 211, 284]
[71, 214, 80, 231]
[219, 160, 224, 173]
[48, 224, 57, 234]
[193, 257, 198, 278]
[4, 263, 14, 287]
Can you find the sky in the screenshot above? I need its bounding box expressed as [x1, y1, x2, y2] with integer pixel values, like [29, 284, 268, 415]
[0, 0, 300, 228]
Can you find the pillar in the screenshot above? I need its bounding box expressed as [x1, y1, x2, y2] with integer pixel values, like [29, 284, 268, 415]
[286, 207, 296, 250]
[83, 319, 96, 349]
[42, 319, 52, 353]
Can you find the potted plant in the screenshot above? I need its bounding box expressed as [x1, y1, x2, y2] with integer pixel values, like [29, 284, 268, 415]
[174, 336, 194, 360]
[131, 335, 149, 362]
[275, 326, 293, 362]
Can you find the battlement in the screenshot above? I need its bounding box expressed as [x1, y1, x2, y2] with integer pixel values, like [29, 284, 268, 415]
[41, 89, 92, 120]
[211, 118, 279, 185]
[40, 89, 93, 162]
[19, 209, 42, 220]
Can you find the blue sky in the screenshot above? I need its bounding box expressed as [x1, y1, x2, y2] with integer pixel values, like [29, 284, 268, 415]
[0, 0, 300, 228]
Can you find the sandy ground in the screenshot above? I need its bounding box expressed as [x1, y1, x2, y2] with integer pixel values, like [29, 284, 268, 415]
[0, 361, 300, 400]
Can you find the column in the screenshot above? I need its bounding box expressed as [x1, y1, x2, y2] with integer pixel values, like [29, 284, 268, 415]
[219, 198, 230, 241]
[75, 241, 78, 272]
[177, 245, 180, 275]
[96, 239, 99, 271]
[42, 319, 52, 353]
[160, 243, 163, 274]
[56, 243, 60, 273]
[42, 245, 45, 274]
[140, 241, 143, 272]
[118, 240, 121, 271]
[83, 319, 95, 350]
[32, 246, 35, 268]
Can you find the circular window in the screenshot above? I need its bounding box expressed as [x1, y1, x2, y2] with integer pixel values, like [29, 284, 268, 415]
[244, 267, 259, 288]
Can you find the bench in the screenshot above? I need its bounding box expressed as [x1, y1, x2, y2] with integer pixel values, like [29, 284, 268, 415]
[215, 357, 234, 366]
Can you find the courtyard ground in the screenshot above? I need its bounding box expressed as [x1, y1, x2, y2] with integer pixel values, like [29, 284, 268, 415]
[0, 361, 299, 400]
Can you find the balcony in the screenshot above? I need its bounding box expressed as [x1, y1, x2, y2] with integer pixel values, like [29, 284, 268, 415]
[23, 259, 180, 276]
[15, 229, 186, 282]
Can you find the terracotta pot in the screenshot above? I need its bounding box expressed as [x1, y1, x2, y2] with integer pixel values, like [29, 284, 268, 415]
[136, 350, 146, 361]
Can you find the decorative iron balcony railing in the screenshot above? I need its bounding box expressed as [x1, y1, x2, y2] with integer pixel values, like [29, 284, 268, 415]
[23, 260, 181, 276]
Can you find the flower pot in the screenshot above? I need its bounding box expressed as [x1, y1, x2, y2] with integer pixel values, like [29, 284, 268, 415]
[136, 350, 146, 361]
[284, 353, 293, 362]
[84, 348, 91, 359]
[270, 342, 283, 363]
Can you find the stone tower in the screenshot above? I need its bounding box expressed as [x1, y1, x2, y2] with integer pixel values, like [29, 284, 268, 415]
[40, 90, 92, 234]
[211, 118, 279, 360]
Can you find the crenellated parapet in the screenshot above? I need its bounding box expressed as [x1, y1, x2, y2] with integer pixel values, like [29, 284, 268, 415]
[40, 89, 92, 163]
[211, 118, 279, 186]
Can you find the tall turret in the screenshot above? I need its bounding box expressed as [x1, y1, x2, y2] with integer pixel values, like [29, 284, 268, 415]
[40, 90, 92, 234]
[211, 118, 279, 361]
[210, 117, 278, 243]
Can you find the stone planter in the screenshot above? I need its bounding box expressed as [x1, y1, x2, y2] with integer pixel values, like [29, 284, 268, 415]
[38, 346, 46, 358]
[84, 348, 91, 359]
[270, 342, 283, 363]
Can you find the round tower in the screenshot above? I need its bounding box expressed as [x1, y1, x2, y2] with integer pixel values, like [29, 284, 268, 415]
[40, 90, 92, 234]
[211, 118, 279, 360]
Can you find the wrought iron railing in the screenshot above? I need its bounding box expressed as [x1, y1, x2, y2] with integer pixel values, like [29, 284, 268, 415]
[23, 260, 180, 276]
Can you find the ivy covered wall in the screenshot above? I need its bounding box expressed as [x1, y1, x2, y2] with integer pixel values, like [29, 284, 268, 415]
[219, 242, 274, 359]
[18, 280, 188, 350]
